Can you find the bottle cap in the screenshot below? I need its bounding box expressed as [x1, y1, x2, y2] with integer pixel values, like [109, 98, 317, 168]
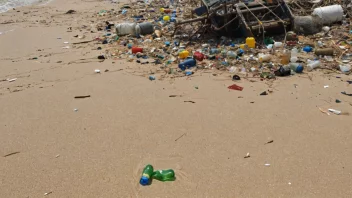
[296, 65, 304, 73]
[140, 176, 150, 186]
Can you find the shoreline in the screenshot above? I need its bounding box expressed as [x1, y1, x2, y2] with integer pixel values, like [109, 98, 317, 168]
[0, 0, 54, 13]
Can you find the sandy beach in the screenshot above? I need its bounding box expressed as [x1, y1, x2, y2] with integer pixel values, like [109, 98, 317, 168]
[1, 0, 352, 197]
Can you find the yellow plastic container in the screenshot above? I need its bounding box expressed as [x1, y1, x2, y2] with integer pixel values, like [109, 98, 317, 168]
[246, 37, 256, 48]
[179, 50, 190, 59]
[239, 44, 246, 49]
[163, 16, 170, 21]
[160, 8, 165, 13]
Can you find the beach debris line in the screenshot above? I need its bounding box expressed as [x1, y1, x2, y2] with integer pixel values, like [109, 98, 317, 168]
[90, 0, 352, 84]
[140, 164, 176, 186]
[74, 95, 90, 99]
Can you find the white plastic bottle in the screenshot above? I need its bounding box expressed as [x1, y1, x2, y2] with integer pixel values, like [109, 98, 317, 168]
[307, 60, 321, 71]
[290, 48, 298, 63]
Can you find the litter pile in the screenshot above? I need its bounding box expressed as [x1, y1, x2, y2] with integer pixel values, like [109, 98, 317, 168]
[92, 0, 351, 81]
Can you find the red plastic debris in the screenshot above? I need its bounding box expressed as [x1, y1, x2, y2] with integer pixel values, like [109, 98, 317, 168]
[228, 84, 243, 91]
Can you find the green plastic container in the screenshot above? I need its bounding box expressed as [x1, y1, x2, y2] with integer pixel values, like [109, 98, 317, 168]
[140, 165, 154, 186]
[152, 169, 176, 182]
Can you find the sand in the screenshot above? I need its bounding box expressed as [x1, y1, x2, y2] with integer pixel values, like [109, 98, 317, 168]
[1, 0, 352, 197]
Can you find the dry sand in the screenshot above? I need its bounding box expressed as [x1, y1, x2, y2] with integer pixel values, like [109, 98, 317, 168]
[1, 0, 352, 197]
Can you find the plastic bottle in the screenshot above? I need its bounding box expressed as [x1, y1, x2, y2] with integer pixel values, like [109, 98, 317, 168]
[132, 47, 143, 54]
[179, 50, 190, 59]
[289, 63, 304, 73]
[339, 64, 351, 73]
[178, 59, 196, 71]
[246, 37, 256, 48]
[227, 51, 237, 59]
[140, 165, 154, 186]
[152, 169, 176, 182]
[290, 48, 298, 63]
[210, 48, 219, 55]
[280, 50, 290, 65]
[193, 51, 205, 61]
[258, 53, 271, 62]
[221, 49, 227, 58]
[315, 48, 334, 56]
[274, 42, 283, 48]
[307, 60, 321, 71]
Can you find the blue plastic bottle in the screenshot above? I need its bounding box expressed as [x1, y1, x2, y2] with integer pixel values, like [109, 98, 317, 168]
[210, 48, 219, 54]
[178, 59, 196, 71]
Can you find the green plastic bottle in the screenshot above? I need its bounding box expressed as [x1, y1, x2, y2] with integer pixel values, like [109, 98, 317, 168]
[152, 169, 176, 182]
[140, 165, 154, 186]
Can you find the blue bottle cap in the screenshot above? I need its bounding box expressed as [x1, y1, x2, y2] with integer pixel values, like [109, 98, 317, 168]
[140, 176, 150, 186]
[296, 65, 304, 73]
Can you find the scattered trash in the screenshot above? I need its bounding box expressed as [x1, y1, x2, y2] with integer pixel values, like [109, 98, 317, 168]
[232, 75, 241, 81]
[265, 140, 274, 145]
[140, 164, 154, 186]
[74, 95, 91, 99]
[97, 55, 105, 60]
[328, 109, 342, 115]
[140, 164, 175, 186]
[44, 192, 53, 196]
[153, 169, 176, 182]
[341, 92, 352, 96]
[228, 84, 243, 91]
[260, 91, 268, 96]
[55, 154, 60, 158]
[336, 99, 342, 103]
[184, 100, 195, 104]
[340, 65, 351, 73]
[73, 109, 78, 112]
[65, 10, 76, 14]
[169, 95, 182, 98]
[264, 163, 271, 167]
[175, 133, 186, 141]
[3, 151, 20, 157]
[94, 69, 101, 73]
[7, 78, 17, 82]
[149, 76, 156, 81]
[244, 153, 250, 159]
[324, 85, 329, 88]
[315, 48, 334, 56]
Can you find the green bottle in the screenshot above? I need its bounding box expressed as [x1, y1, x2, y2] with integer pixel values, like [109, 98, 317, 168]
[152, 169, 176, 182]
[140, 165, 154, 186]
